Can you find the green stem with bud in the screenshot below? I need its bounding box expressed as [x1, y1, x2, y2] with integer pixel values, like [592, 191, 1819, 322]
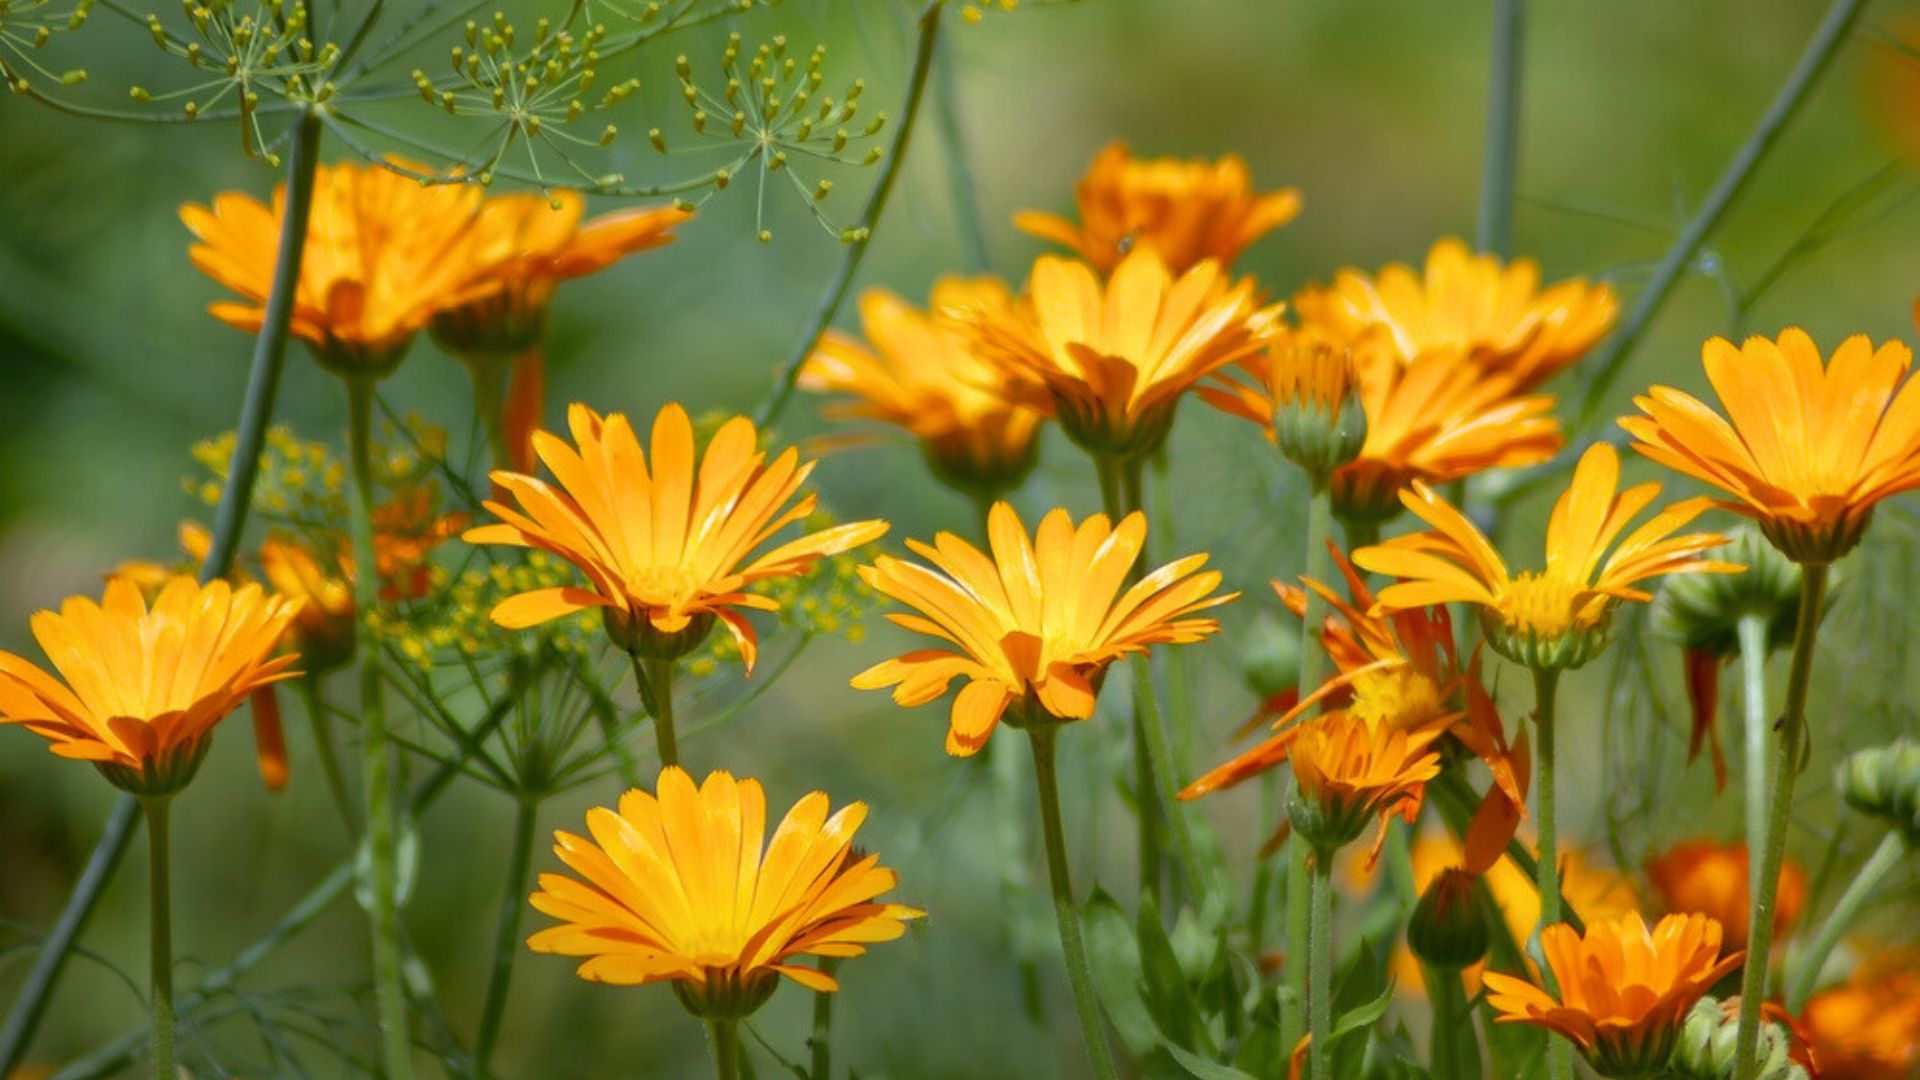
[1027, 722, 1121, 1080]
[141, 797, 174, 1080]
[1785, 829, 1907, 1013]
[1735, 562, 1829, 1080]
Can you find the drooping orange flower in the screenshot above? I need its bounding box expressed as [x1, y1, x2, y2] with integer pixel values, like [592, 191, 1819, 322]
[958, 249, 1279, 459]
[801, 280, 1044, 497]
[1285, 710, 1442, 857]
[465, 402, 888, 669]
[1646, 838, 1807, 950]
[1013, 142, 1302, 275]
[432, 191, 690, 356]
[0, 576, 302, 794]
[1621, 329, 1920, 564]
[182, 159, 484, 376]
[1484, 912, 1745, 1078]
[527, 767, 922, 1016]
[1354, 443, 1738, 670]
[851, 502, 1235, 755]
[1292, 237, 1616, 391]
[1802, 957, 1920, 1079]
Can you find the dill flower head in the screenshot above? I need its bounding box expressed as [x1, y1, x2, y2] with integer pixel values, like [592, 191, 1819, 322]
[1484, 912, 1745, 1079]
[182, 158, 483, 377]
[0, 575, 302, 795]
[959, 249, 1279, 461]
[1293, 237, 1616, 390]
[801, 279, 1044, 499]
[527, 767, 922, 1018]
[851, 502, 1235, 755]
[1285, 710, 1442, 857]
[1645, 838, 1807, 950]
[464, 402, 888, 669]
[1355, 443, 1739, 671]
[1013, 141, 1302, 274]
[431, 191, 689, 357]
[1621, 328, 1920, 564]
[1801, 957, 1920, 1080]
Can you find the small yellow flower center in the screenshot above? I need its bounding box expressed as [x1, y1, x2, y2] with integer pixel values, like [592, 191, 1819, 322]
[1347, 667, 1446, 733]
[1495, 571, 1589, 639]
[627, 565, 702, 607]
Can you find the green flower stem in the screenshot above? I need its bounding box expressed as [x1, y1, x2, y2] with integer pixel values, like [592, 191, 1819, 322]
[1246, 775, 1279, 957]
[1282, 839, 1311, 1066]
[1475, 0, 1525, 257]
[1735, 562, 1829, 1080]
[1786, 830, 1907, 1012]
[808, 957, 842, 1080]
[296, 675, 359, 836]
[1096, 454, 1163, 902]
[1283, 481, 1336, 1064]
[1422, 964, 1468, 1080]
[1306, 851, 1334, 1080]
[1531, 665, 1571, 1080]
[462, 351, 514, 473]
[1026, 723, 1121, 1080]
[634, 654, 681, 768]
[347, 375, 414, 1080]
[755, 0, 947, 427]
[470, 798, 538, 1078]
[706, 1018, 740, 1080]
[1737, 612, 1772, 901]
[932, 29, 989, 274]
[0, 110, 323, 1079]
[140, 797, 174, 1080]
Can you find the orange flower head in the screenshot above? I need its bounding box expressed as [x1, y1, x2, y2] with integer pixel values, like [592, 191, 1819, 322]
[1286, 710, 1442, 857]
[0, 575, 303, 795]
[1484, 912, 1745, 1078]
[1355, 443, 1739, 671]
[527, 767, 922, 1018]
[1621, 329, 1920, 564]
[433, 191, 689, 356]
[182, 159, 484, 377]
[1802, 958, 1920, 1079]
[258, 535, 356, 670]
[801, 279, 1044, 498]
[852, 502, 1235, 756]
[959, 249, 1280, 460]
[1292, 237, 1616, 390]
[1013, 142, 1302, 274]
[1646, 838, 1806, 950]
[464, 402, 887, 669]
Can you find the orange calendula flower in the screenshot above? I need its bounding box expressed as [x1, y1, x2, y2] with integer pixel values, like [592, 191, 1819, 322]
[1620, 329, 1920, 564]
[959, 249, 1279, 460]
[1293, 237, 1616, 391]
[1013, 141, 1302, 274]
[1354, 443, 1738, 670]
[1646, 838, 1807, 951]
[1484, 912, 1745, 1078]
[0, 575, 302, 795]
[1285, 710, 1442, 858]
[464, 402, 888, 669]
[851, 502, 1235, 756]
[527, 767, 922, 1018]
[182, 159, 483, 376]
[432, 191, 690, 356]
[801, 279, 1044, 498]
[1802, 958, 1920, 1079]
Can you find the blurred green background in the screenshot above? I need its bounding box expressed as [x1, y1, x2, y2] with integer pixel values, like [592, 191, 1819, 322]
[4, 0, 1920, 1075]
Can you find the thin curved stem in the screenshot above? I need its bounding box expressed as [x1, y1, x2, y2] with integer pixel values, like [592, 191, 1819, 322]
[1026, 724, 1120, 1080]
[1737, 613, 1772, 903]
[755, 0, 948, 427]
[1785, 830, 1907, 1012]
[297, 675, 358, 836]
[141, 798, 173, 1080]
[0, 111, 322, 1078]
[1475, 0, 1525, 256]
[470, 799, 538, 1077]
[1735, 562, 1829, 1080]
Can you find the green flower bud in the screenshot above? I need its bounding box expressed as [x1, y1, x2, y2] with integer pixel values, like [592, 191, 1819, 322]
[1238, 610, 1301, 701]
[1270, 337, 1366, 487]
[1671, 997, 1809, 1080]
[1839, 738, 1920, 844]
[1407, 867, 1489, 970]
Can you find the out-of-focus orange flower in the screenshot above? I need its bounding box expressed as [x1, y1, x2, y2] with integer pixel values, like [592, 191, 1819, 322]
[182, 159, 483, 376]
[1646, 838, 1807, 950]
[1292, 237, 1616, 391]
[1621, 329, 1920, 564]
[1802, 956, 1920, 1079]
[852, 502, 1234, 755]
[0, 576, 301, 795]
[1485, 912, 1744, 1078]
[1014, 142, 1301, 274]
[801, 280, 1044, 498]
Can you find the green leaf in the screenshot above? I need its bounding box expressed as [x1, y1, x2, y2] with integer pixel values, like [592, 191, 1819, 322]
[1164, 1042, 1256, 1080]
[1138, 894, 1214, 1054]
[1083, 887, 1163, 1059]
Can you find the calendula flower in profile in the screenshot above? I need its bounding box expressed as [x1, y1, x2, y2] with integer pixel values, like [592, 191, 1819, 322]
[1646, 839, 1807, 951]
[1013, 141, 1302, 274]
[1284, 710, 1442, 858]
[959, 249, 1279, 461]
[464, 402, 888, 669]
[431, 191, 689, 357]
[0, 575, 302, 795]
[1620, 329, 1920, 564]
[801, 279, 1044, 500]
[1355, 443, 1738, 671]
[181, 158, 483, 377]
[851, 502, 1235, 755]
[1801, 957, 1920, 1080]
[527, 767, 922, 1019]
[1293, 237, 1616, 391]
[1484, 912, 1745, 1079]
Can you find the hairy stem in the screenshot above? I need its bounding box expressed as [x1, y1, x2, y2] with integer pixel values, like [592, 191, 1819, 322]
[1533, 666, 1571, 1080]
[1307, 852, 1333, 1080]
[141, 798, 173, 1080]
[1027, 724, 1120, 1080]
[1737, 612, 1772, 902]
